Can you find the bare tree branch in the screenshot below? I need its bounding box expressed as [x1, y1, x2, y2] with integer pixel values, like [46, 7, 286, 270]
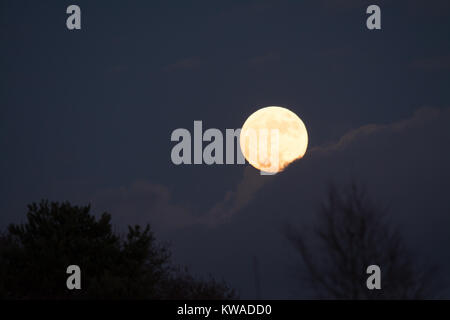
[285, 183, 443, 299]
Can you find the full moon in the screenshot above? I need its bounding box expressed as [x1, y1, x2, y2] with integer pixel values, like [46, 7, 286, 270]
[240, 106, 308, 173]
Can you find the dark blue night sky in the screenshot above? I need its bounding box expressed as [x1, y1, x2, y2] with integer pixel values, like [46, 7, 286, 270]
[1, 0, 450, 298]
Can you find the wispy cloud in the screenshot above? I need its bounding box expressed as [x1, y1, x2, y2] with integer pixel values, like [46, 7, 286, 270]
[201, 106, 449, 227]
[91, 180, 197, 233]
[310, 107, 443, 155]
[163, 57, 203, 72]
[91, 107, 450, 232]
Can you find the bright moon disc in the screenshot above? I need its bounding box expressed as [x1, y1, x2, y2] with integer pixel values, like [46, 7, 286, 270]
[240, 106, 308, 173]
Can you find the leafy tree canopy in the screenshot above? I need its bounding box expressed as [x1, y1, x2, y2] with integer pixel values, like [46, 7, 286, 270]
[0, 200, 236, 299]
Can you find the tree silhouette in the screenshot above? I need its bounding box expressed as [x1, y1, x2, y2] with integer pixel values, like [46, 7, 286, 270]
[0, 200, 236, 299]
[285, 183, 440, 299]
